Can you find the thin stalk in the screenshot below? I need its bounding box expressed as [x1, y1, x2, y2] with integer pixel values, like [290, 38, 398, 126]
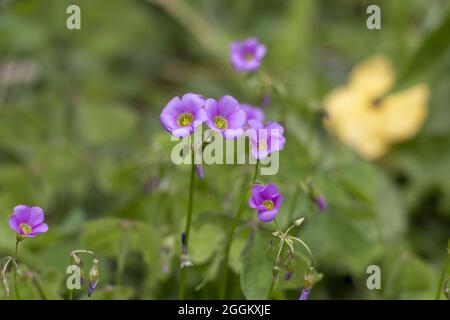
[13, 239, 20, 300]
[287, 183, 301, 223]
[435, 252, 449, 300]
[115, 233, 129, 285]
[219, 161, 259, 299]
[266, 240, 285, 300]
[179, 149, 196, 300]
[32, 276, 48, 300]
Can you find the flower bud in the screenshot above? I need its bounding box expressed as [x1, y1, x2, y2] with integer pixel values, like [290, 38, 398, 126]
[284, 270, 293, 281]
[315, 195, 328, 212]
[195, 164, 204, 180]
[294, 217, 305, 227]
[299, 287, 311, 300]
[87, 258, 99, 297]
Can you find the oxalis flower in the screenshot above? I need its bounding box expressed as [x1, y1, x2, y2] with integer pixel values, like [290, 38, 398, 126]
[205, 95, 247, 140]
[247, 119, 286, 160]
[240, 104, 265, 124]
[323, 55, 429, 160]
[249, 184, 283, 222]
[160, 93, 207, 138]
[9, 205, 48, 239]
[230, 38, 267, 73]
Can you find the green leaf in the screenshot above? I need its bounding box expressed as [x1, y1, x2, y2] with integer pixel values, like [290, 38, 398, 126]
[78, 103, 137, 145]
[190, 224, 224, 265]
[240, 230, 273, 300]
[394, 10, 450, 90]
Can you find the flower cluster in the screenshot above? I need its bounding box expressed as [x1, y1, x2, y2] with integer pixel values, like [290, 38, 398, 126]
[159, 36, 319, 301]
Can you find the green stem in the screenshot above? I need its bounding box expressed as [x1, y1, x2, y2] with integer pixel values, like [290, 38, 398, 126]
[219, 161, 259, 299]
[287, 183, 301, 223]
[13, 239, 20, 300]
[115, 233, 129, 285]
[178, 150, 196, 300]
[266, 281, 276, 300]
[435, 251, 449, 300]
[267, 240, 285, 300]
[32, 276, 48, 300]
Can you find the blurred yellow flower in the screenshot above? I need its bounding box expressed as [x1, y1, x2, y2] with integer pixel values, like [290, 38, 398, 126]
[323, 55, 430, 160]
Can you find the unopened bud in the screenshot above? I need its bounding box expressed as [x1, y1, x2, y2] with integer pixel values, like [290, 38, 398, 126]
[284, 270, 294, 281]
[87, 258, 99, 297]
[315, 195, 328, 212]
[294, 217, 305, 227]
[299, 287, 311, 300]
[195, 164, 204, 180]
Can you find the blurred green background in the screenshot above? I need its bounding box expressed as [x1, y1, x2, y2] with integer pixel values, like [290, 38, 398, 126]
[0, 0, 449, 299]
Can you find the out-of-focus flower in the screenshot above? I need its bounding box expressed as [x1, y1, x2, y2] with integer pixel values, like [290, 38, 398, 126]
[261, 95, 271, 108]
[247, 120, 286, 160]
[249, 184, 283, 222]
[240, 104, 265, 123]
[230, 38, 267, 73]
[205, 95, 247, 139]
[299, 287, 311, 300]
[323, 55, 429, 160]
[9, 205, 48, 239]
[160, 93, 207, 138]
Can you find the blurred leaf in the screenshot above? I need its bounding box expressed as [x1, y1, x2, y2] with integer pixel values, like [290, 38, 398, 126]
[240, 230, 273, 300]
[190, 224, 224, 265]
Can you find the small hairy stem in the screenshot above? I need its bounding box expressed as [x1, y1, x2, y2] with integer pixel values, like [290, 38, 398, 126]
[266, 240, 285, 300]
[219, 161, 259, 299]
[13, 240, 20, 300]
[179, 149, 196, 300]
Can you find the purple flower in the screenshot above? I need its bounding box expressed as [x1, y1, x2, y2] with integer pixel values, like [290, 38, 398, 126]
[315, 195, 328, 212]
[160, 93, 207, 138]
[249, 184, 283, 222]
[205, 95, 247, 140]
[299, 287, 311, 300]
[230, 38, 267, 73]
[9, 205, 48, 238]
[240, 104, 265, 124]
[247, 119, 286, 160]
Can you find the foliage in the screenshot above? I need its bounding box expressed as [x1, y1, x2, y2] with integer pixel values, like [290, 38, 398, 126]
[0, 0, 449, 299]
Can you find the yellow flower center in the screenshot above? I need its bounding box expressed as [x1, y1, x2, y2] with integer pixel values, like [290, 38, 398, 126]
[244, 53, 254, 61]
[262, 200, 274, 210]
[19, 223, 32, 235]
[177, 112, 194, 127]
[214, 116, 228, 129]
[258, 139, 267, 151]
